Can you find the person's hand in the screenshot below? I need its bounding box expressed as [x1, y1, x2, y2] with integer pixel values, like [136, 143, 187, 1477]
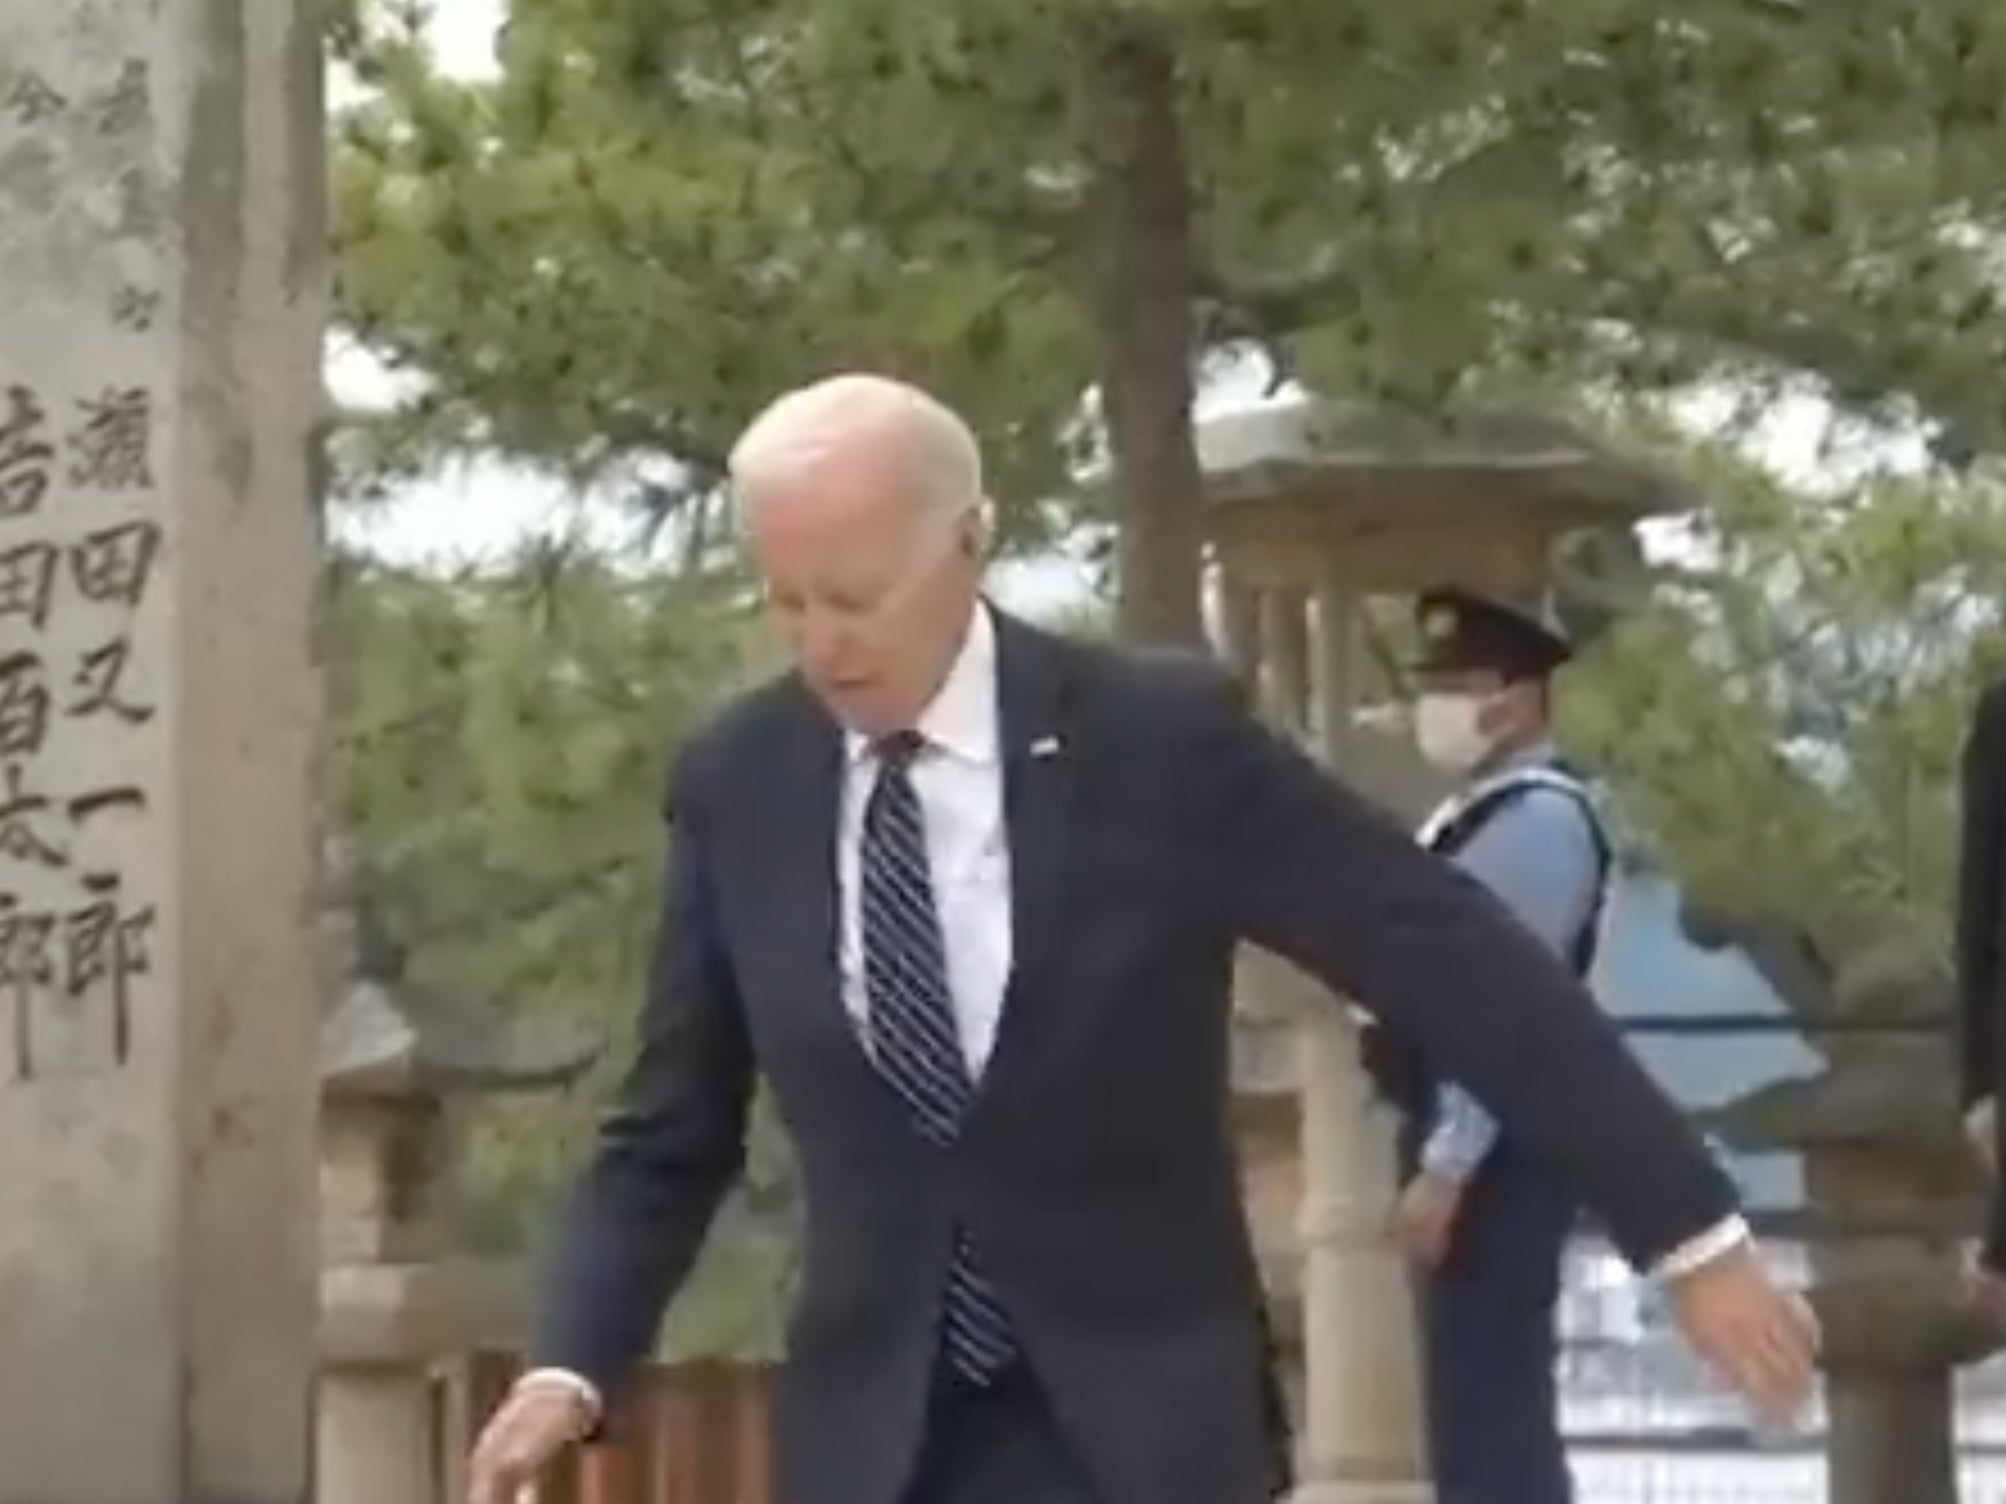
[467, 1377, 595, 1504]
[1967, 1097, 1996, 1174]
[1967, 1250, 2006, 1331]
[1389, 1170, 1465, 1269]
[1665, 1241, 1819, 1425]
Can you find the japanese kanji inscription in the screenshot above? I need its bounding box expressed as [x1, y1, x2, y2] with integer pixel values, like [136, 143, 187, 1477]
[0, 370, 163, 1078]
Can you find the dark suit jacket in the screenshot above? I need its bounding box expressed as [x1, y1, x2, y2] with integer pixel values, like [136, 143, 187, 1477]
[1958, 678, 2006, 1266]
[533, 613, 1737, 1504]
[1960, 677, 2006, 1114]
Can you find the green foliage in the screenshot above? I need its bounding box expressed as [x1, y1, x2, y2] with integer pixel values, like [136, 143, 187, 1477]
[1565, 448, 2006, 966]
[331, 546, 801, 1355]
[334, 0, 2006, 520]
[331, 0, 1095, 544]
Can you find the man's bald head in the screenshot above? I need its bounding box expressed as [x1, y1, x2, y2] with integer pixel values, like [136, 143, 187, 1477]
[730, 373, 985, 527]
[730, 374, 990, 735]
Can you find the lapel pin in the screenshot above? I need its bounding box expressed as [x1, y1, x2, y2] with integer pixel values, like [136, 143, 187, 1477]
[1030, 735, 1063, 758]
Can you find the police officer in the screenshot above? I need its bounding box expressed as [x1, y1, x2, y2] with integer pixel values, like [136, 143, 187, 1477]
[1369, 584, 1613, 1504]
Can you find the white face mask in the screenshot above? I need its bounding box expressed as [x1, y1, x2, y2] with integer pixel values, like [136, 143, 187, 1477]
[1413, 691, 1495, 774]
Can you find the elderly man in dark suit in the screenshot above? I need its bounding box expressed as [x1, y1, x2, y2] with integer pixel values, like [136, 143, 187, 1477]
[468, 375, 1818, 1504]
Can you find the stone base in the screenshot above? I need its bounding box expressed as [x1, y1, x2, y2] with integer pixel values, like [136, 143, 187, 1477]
[319, 1259, 531, 1364]
[319, 1365, 438, 1504]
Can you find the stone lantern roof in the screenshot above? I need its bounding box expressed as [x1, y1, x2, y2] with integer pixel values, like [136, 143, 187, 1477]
[317, 840, 597, 1100]
[1196, 398, 1696, 590]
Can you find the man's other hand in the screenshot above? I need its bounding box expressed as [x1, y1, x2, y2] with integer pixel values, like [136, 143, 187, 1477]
[1666, 1242, 1819, 1425]
[1967, 1096, 1996, 1174]
[1967, 1253, 2006, 1332]
[467, 1378, 594, 1504]
[1389, 1171, 1465, 1269]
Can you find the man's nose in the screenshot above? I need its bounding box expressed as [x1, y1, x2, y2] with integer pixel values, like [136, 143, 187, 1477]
[796, 614, 857, 675]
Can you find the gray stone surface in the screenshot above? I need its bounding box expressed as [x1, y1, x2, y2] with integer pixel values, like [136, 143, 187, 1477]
[0, 1, 323, 1499]
[1196, 398, 1694, 517]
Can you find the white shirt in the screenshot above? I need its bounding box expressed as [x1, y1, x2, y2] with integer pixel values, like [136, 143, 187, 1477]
[838, 604, 1013, 1076]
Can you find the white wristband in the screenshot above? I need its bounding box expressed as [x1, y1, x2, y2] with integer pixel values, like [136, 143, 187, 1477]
[511, 1367, 602, 1433]
[1651, 1215, 1752, 1281]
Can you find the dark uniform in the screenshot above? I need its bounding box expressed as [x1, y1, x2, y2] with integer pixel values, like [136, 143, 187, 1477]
[1363, 587, 1613, 1504]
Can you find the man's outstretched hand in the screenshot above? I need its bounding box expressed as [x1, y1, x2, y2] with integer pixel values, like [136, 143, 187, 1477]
[1666, 1242, 1819, 1425]
[467, 1378, 595, 1504]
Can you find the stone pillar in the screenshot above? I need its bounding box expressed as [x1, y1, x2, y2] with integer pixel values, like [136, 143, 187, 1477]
[318, 1369, 441, 1504]
[1292, 576, 1431, 1504]
[1262, 585, 1311, 734]
[0, 3, 324, 1501]
[1217, 571, 1262, 687]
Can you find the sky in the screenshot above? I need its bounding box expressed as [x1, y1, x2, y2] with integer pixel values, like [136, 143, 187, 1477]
[332, 0, 1933, 590]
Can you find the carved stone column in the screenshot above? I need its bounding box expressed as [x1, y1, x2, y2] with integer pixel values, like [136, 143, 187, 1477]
[1290, 576, 1432, 1504]
[1217, 570, 1263, 697]
[1262, 584, 1312, 735]
[0, 3, 324, 1500]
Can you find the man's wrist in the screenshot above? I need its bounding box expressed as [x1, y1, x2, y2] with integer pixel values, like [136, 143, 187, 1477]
[1415, 1153, 1473, 1186]
[511, 1367, 602, 1435]
[1417, 1134, 1485, 1184]
[1650, 1214, 1752, 1282]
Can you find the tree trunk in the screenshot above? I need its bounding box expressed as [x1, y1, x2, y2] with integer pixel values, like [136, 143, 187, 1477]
[1081, 17, 1208, 649]
[1824, 1365, 1957, 1504]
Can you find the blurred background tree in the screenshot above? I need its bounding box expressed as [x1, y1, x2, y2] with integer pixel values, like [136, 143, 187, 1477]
[332, 0, 2006, 634]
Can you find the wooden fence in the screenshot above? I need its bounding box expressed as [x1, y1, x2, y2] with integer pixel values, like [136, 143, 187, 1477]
[461, 1353, 776, 1504]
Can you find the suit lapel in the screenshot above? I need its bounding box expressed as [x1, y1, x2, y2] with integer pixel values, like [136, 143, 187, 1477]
[975, 613, 1078, 1106]
[763, 680, 862, 1061]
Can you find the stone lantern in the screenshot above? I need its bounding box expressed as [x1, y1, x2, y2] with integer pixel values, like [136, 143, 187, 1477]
[316, 842, 597, 1504]
[1196, 399, 1689, 1503]
[1700, 929, 1992, 1504]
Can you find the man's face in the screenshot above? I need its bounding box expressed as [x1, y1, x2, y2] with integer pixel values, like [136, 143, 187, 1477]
[1411, 665, 1519, 773]
[1418, 666, 1508, 715]
[742, 435, 983, 736]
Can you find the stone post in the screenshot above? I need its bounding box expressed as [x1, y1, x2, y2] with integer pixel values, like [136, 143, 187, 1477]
[1290, 576, 1431, 1504]
[1218, 575, 1261, 678]
[0, 3, 324, 1501]
[1261, 586, 1312, 734]
[317, 851, 596, 1504]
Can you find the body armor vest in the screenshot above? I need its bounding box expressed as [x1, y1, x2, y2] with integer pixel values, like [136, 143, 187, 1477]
[1359, 758, 1613, 1117]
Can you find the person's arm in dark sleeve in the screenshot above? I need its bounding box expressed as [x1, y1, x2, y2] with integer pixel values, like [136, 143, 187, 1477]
[528, 752, 756, 1412]
[1985, 1173, 2006, 1276]
[1957, 683, 2006, 1113]
[1191, 676, 1738, 1274]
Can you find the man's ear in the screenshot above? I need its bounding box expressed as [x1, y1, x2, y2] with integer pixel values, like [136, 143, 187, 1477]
[960, 501, 993, 559]
[1477, 677, 1521, 735]
[1495, 676, 1544, 734]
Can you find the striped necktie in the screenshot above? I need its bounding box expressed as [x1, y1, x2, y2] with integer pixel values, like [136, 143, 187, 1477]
[861, 730, 1017, 1382]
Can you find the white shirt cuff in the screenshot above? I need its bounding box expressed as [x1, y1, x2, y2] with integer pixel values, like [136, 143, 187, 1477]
[512, 1367, 603, 1426]
[1650, 1214, 1751, 1281]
